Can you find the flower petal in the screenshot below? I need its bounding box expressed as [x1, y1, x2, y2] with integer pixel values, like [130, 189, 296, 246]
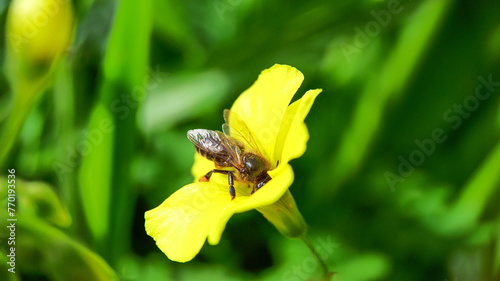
[274, 89, 322, 165]
[207, 163, 294, 244]
[145, 182, 231, 262]
[191, 152, 215, 180]
[230, 64, 304, 160]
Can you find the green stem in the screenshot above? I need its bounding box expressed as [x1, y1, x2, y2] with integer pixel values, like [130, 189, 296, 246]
[0, 96, 31, 168]
[300, 235, 332, 281]
[0, 75, 49, 168]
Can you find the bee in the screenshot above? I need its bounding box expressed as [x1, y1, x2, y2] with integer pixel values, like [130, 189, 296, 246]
[187, 109, 272, 200]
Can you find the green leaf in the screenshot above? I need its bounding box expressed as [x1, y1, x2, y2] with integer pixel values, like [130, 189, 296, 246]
[78, 103, 114, 246]
[330, 0, 454, 190]
[138, 70, 230, 135]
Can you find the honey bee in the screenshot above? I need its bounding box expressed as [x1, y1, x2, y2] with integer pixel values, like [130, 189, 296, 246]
[187, 110, 272, 200]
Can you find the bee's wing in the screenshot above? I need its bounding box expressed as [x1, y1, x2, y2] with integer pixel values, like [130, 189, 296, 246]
[187, 129, 244, 169]
[223, 109, 263, 156]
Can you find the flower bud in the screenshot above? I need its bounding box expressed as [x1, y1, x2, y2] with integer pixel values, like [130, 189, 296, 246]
[6, 0, 74, 80]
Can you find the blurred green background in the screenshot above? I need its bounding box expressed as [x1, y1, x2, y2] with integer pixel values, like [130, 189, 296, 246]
[1, 0, 500, 280]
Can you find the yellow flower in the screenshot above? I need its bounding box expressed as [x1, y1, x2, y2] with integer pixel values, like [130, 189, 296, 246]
[145, 64, 322, 262]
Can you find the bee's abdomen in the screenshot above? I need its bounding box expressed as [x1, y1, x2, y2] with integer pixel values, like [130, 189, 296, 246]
[195, 146, 214, 161]
[195, 146, 230, 167]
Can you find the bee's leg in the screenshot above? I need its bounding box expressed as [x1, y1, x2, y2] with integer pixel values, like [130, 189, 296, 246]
[200, 169, 236, 200]
[199, 170, 214, 182]
[227, 172, 235, 200]
[251, 174, 272, 194]
[200, 169, 228, 181]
